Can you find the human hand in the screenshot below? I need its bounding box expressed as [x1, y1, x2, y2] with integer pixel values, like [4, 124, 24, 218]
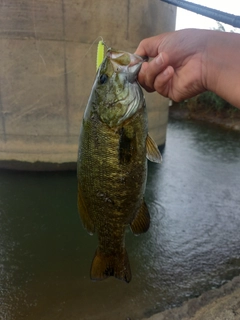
[135, 29, 207, 102]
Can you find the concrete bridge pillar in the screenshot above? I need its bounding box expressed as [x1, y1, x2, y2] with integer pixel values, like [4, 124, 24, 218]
[0, 0, 176, 170]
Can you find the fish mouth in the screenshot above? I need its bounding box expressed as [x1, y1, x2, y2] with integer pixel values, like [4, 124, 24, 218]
[107, 49, 144, 83]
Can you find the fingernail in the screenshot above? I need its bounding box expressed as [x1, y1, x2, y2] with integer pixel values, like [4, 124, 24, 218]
[156, 53, 164, 65]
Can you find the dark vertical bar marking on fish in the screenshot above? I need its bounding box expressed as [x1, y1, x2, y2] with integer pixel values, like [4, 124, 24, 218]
[118, 127, 133, 164]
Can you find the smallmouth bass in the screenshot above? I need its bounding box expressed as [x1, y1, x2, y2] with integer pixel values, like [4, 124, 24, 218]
[77, 48, 161, 283]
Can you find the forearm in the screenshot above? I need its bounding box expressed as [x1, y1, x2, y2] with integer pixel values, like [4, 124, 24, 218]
[203, 31, 240, 108]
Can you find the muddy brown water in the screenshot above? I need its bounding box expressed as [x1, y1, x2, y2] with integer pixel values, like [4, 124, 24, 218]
[1, 119, 240, 320]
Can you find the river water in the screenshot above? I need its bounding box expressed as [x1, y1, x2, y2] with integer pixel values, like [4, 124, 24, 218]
[1, 119, 240, 320]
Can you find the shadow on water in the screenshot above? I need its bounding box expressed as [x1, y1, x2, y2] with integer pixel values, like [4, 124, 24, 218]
[1, 119, 240, 320]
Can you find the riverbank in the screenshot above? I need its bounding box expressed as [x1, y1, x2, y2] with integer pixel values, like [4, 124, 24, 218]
[143, 275, 240, 320]
[169, 103, 240, 131]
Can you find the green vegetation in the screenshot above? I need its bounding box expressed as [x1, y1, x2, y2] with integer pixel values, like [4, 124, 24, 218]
[180, 91, 239, 116]
[197, 91, 232, 110]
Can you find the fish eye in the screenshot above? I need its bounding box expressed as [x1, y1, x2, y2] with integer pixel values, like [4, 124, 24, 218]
[99, 74, 108, 84]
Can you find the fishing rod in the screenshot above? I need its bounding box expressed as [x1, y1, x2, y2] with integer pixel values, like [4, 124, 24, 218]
[161, 0, 240, 28]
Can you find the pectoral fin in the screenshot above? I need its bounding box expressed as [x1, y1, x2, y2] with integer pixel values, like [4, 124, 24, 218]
[130, 201, 150, 235]
[78, 183, 95, 234]
[146, 133, 162, 163]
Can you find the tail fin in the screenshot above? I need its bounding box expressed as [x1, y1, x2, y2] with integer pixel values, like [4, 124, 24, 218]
[90, 248, 132, 283]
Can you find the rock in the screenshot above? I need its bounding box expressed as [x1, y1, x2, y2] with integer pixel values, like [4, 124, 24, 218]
[142, 276, 240, 320]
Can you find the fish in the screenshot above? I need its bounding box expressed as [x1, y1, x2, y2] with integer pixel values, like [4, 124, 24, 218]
[77, 48, 162, 283]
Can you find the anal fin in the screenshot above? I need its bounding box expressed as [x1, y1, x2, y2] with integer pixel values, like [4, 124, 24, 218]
[91, 248, 131, 283]
[146, 133, 162, 163]
[130, 201, 150, 235]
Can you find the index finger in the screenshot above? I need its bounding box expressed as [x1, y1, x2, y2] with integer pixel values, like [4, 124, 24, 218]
[134, 34, 166, 58]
